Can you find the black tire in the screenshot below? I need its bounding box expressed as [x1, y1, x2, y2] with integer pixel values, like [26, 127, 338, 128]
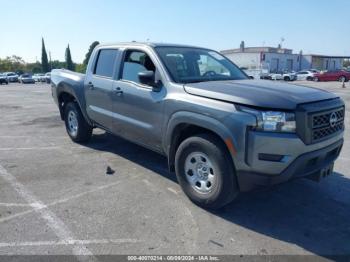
[306, 76, 313, 81]
[175, 133, 239, 209]
[64, 102, 92, 143]
[338, 76, 347, 82]
[284, 76, 290, 81]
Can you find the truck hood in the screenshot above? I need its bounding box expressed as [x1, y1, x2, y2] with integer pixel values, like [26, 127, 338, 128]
[184, 80, 337, 110]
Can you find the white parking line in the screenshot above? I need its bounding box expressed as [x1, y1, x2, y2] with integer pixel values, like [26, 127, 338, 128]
[0, 208, 39, 224]
[0, 164, 97, 261]
[0, 238, 141, 248]
[48, 182, 122, 207]
[167, 187, 179, 195]
[0, 146, 61, 151]
[0, 182, 122, 224]
[0, 202, 32, 207]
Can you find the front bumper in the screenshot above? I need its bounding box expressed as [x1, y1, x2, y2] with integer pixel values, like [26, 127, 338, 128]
[22, 79, 35, 83]
[236, 131, 343, 191]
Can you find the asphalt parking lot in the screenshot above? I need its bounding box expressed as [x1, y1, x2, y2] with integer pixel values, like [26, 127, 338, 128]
[0, 81, 350, 258]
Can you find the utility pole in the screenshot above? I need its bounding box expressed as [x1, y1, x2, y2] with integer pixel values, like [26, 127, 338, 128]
[49, 51, 52, 71]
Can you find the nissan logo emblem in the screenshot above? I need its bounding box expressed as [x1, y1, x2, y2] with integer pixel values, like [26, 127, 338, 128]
[329, 112, 338, 127]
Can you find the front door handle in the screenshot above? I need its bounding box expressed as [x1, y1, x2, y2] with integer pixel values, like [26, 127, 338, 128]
[113, 87, 123, 95]
[87, 82, 94, 90]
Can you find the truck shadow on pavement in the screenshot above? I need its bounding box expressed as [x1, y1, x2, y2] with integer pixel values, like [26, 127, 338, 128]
[86, 131, 350, 257]
[215, 175, 350, 256]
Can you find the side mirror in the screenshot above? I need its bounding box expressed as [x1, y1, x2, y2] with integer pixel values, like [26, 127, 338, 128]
[138, 70, 156, 86]
[138, 71, 162, 91]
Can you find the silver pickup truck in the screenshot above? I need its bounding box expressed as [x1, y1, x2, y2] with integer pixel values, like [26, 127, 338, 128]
[51, 42, 345, 209]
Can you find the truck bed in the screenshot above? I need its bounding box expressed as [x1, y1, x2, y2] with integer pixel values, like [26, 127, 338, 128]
[51, 69, 85, 89]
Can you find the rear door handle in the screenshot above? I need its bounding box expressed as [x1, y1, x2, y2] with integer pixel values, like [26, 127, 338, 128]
[113, 87, 123, 95]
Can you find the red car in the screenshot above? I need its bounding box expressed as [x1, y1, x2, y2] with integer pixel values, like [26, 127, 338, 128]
[313, 70, 350, 82]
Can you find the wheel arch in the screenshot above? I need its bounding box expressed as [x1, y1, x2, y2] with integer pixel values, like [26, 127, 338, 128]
[57, 83, 92, 125]
[164, 112, 237, 172]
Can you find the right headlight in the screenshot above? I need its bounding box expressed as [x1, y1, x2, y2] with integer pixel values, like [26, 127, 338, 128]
[238, 105, 296, 133]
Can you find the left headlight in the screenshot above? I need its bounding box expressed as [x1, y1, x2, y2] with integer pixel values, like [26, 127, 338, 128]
[238, 106, 296, 133]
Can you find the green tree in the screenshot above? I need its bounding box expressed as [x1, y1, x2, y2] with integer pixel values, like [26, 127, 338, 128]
[0, 55, 25, 72]
[41, 38, 50, 72]
[65, 44, 75, 71]
[75, 63, 86, 73]
[83, 41, 99, 65]
[51, 60, 66, 69]
[26, 62, 42, 74]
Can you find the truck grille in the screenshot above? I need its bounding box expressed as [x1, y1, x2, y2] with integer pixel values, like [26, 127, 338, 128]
[311, 107, 344, 142]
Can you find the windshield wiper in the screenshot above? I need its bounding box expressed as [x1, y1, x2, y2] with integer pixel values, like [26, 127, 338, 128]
[185, 80, 206, 84]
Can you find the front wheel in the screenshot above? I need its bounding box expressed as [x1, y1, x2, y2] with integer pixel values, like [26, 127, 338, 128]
[64, 102, 92, 143]
[175, 134, 239, 209]
[314, 77, 320, 82]
[338, 76, 347, 82]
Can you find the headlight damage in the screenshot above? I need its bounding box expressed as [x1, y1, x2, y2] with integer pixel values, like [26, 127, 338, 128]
[239, 106, 296, 133]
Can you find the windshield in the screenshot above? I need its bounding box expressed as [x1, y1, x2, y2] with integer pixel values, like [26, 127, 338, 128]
[155, 47, 248, 83]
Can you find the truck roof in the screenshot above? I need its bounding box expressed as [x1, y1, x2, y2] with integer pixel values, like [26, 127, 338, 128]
[97, 42, 208, 50]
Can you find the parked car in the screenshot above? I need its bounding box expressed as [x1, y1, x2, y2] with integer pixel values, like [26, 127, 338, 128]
[309, 69, 320, 74]
[269, 72, 284, 80]
[269, 71, 296, 81]
[45, 72, 51, 83]
[33, 73, 46, 82]
[0, 73, 9, 84]
[4, 72, 19, 82]
[51, 42, 344, 209]
[296, 70, 315, 81]
[313, 70, 350, 82]
[19, 74, 35, 84]
[282, 71, 297, 81]
[240, 67, 269, 80]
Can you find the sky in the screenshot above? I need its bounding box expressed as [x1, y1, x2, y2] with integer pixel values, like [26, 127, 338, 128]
[1, 0, 350, 63]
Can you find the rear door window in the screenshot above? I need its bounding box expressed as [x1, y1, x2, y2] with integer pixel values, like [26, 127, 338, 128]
[94, 49, 118, 78]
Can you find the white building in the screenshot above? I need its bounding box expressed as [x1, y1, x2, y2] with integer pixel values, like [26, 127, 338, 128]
[221, 42, 348, 73]
[300, 55, 345, 71]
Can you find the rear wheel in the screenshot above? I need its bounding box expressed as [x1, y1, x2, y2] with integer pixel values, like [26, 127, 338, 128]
[284, 76, 290, 81]
[64, 102, 92, 143]
[175, 134, 239, 209]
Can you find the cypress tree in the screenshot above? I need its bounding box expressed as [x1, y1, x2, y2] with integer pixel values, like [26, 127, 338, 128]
[83, 41, 100, 65]
[65, 44, 75, 71]
[41, 38, 50, 72]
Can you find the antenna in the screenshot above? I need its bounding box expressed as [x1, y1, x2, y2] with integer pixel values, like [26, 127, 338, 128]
[279, 37, 285, 48]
